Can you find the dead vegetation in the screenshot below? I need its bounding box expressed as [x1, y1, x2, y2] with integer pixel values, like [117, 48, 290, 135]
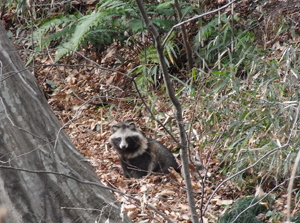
[2, 0, 300, 222]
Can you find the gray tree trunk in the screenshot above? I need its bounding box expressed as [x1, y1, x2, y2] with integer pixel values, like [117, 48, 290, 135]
[0, 23, 130, 223]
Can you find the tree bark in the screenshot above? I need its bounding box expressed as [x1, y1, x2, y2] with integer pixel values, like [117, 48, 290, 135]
[0, 23, 130, 223]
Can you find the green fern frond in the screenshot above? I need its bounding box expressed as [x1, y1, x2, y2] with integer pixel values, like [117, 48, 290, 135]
[33, 14, 79, 49]
[25, 14, 80, 65]
[100, 0, 126, 11]
[99, 0, 135, 15]
[31, 0, 178, 62]
[140, 45, 159, 64]
[55, 11, 102, 61]
[151, 18, 176, 31]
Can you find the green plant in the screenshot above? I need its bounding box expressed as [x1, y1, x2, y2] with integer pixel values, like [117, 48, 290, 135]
[134, 40, 181, 91]
[194, 13, 257, 75]
[291, 213, 300, 223]
[29, 0, 194, 62]
[30, 0, 134, 61]
[218, 196, 268, 223]
[199, 60, 300, 185]
[187, 8, 300, 187]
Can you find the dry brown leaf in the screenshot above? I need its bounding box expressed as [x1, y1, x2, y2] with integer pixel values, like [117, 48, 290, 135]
[66, 75, 77, 85]
[216, 199, 233, 206]
[157, 189, 175, 197]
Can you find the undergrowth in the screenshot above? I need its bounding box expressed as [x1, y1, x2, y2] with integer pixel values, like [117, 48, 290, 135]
[218, 196, 268, 223]
[25, 0, 196, 62]
[2, 0, 300, 221]
[20, 0, 299, 188]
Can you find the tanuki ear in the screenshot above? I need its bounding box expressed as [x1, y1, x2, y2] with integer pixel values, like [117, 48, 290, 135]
[128, 122, 136, 130]
[110, 121, 119, 132]
[111, 125, 119, 132]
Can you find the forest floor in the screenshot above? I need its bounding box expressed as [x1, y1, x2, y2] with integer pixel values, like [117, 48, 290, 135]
[27, 37, 289, 223]
[31, 44, 226, 223]
[5, 0, 300, 222]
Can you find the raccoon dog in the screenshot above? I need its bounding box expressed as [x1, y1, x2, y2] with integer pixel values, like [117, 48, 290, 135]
[109, 121, 179, 178]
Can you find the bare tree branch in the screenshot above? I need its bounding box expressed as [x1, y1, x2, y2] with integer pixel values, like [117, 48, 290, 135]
[1, 60, 181, 145]
[286, 103, 300, 222]
[173, 0, 193, 71]
[135, 0, 198, 222]
[63, 49, 181, 144]
[231, 177, 298, 223]
[0, 164, 174, 223]
[163, 0, 237, 46]
[203, 143, 290, 214]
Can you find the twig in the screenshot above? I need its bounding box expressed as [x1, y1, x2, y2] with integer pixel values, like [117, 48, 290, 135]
[231, 178, 297, 223]
[53, 96, 99, 151]
[0, 97, 49, 143]
[203, 144, 289, 213]
[198, 132, 223, 219]
[204, 100, 300, 214]
[0, 164, 174, 223]
[173, 0, 193, 71]
[135, 0, 198, 222]
[286, 103, 300, 222]
[64, 49, 181, 144]
[0, 55, 182, 146]
[163, 0, 237, 46]
[286, 149, 300, 222]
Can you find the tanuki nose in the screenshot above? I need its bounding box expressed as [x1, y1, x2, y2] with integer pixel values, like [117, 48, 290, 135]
[120, 145, 127, 149]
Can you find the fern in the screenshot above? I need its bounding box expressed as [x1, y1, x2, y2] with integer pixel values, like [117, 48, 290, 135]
[32, 14, 80, 49]
[55, 0, 138, 61]
[31, 0, 182, 62]
[55, 11, 103, 61]
[25, 14, 80, 65]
